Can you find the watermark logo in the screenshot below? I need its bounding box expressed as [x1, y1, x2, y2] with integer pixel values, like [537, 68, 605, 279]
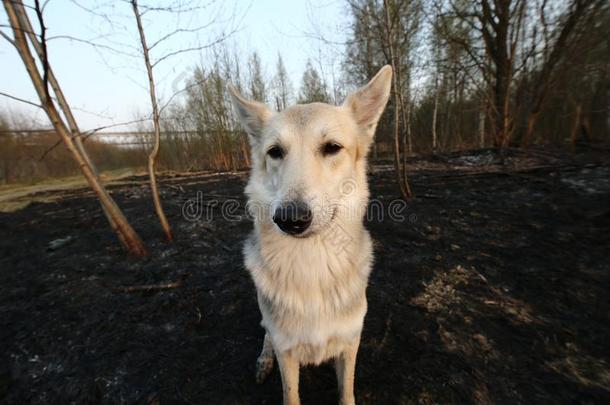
[181, 191, 417, 224]
[339, 178, 358, 196]
[323, 222, 353, 254]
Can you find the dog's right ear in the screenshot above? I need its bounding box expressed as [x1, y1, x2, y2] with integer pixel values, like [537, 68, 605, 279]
[228, 85, 273, 141]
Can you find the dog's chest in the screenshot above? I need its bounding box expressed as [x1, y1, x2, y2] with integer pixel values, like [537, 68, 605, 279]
[244, 229, 373, 359]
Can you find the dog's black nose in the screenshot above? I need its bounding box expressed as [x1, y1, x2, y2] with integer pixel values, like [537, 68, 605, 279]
[273, 201, 313, 235]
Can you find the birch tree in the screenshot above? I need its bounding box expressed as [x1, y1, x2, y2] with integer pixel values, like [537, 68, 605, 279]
[130, 0, 172, 242]
[1, 0, 147, 256]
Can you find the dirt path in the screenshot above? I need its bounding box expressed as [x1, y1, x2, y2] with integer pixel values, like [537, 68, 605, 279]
[1, 148, 609, 404]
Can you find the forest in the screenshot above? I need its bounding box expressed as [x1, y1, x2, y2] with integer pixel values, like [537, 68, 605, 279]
[2, 0, 608, 183]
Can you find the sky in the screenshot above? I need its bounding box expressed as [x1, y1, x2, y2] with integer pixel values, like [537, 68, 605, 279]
[0, 0, 348, 130]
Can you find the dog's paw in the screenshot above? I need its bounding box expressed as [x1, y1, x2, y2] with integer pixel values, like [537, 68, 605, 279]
[255, 354, 274, 384]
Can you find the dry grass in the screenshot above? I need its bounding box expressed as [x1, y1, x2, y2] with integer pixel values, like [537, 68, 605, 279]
[0, 168, 145, 212]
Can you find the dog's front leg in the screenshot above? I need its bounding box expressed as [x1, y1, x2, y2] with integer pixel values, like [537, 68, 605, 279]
[276, 350, 300, 405]
[335, 339, 360, 405]
[256, 332, 275, 383]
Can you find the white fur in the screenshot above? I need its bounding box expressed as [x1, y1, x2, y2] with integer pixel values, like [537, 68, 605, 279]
[244, 220, 373, 363]
[229, 65, 393, 405]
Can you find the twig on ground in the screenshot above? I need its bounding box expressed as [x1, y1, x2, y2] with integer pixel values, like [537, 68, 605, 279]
[115, 281, 182, 293]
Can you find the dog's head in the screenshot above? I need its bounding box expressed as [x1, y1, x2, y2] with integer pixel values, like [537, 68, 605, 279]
[229, 66, 392, 237]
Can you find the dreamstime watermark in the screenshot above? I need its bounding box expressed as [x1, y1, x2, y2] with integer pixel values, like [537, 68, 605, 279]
[182, 191, 417, 224]
[322, 222, 354, 254]
[171, 69, 191, 94]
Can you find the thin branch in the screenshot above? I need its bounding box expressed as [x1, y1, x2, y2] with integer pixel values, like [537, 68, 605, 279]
[38, 117, 152, 161]
[40, 0, 51, 13]
[151, 29, 239, 67]
[68, 105, 114, 120]
[149, 21, 217, 50]
[159, 76, 206, 115]
[0, 28, 15, 46]
[0, 91, 42, 108]
[114, 281, 182, 293]
[33, 0, 51, 104]
[138, 1, 216, 16]
[68, 0, 120, 28]
[46, 35, 139, 58]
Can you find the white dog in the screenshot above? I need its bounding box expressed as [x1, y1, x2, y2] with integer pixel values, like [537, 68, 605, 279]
[229, 65, 392, 405]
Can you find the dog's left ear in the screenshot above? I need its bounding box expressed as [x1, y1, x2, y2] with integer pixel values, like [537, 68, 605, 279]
[343, 65, 393, 137]
[228, 85, 273, 141]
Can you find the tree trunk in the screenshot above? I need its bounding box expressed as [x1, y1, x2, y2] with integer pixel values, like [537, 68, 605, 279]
[399, 74, 412, 155]
[432, 74, 439, 153]
[524, 111, 539, 147]
[493, 71, 512, 148]
[241, 137, 251, 168]
[570, 103, 582, 151]
[521, 0, 600, 147]
[131, 0, 173, 242]
[4, 0, 147, 256]
[13, 1, 131, 248]
[384, 0, 412, 200]
[478, 103, 486, 148]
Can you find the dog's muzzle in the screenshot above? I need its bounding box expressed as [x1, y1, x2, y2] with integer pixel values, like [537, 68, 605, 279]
[273, 201, 313, 236]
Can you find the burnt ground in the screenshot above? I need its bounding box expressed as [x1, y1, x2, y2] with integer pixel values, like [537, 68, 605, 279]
[1, 147, 609, 404]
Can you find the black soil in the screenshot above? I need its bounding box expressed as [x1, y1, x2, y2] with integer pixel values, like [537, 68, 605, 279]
[1, 147, 609, 404]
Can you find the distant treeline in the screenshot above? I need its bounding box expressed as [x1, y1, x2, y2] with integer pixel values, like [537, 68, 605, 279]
[343, 0, 609, 151]
[1, 0, 608, 184]
[0, 127, 400, 184]
[0, 128, 148, 183]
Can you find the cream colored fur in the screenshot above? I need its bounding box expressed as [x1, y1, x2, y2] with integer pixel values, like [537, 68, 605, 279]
[229, 65, 393, 405]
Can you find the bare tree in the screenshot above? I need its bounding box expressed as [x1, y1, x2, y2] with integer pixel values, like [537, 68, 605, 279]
[1, 0, 147, 256]
[272, 53, 293, 111]
[344, 0, 416, 198]
[9, 1, 143, 240]
[382, 0, 414, 199]
[431, 72, 440, 152]
[248, 51, 267, 103]
[521, 0, 605, 146]
[130, 0, 173, 242]
[433, 0, 605, 148]
[433, 0, 523, 148]
[298, 59, 330, 104]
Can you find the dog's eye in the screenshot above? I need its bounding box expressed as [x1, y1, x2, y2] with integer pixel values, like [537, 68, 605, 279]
[322, 142, 343, 156]
[267, 145, 284, 159]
